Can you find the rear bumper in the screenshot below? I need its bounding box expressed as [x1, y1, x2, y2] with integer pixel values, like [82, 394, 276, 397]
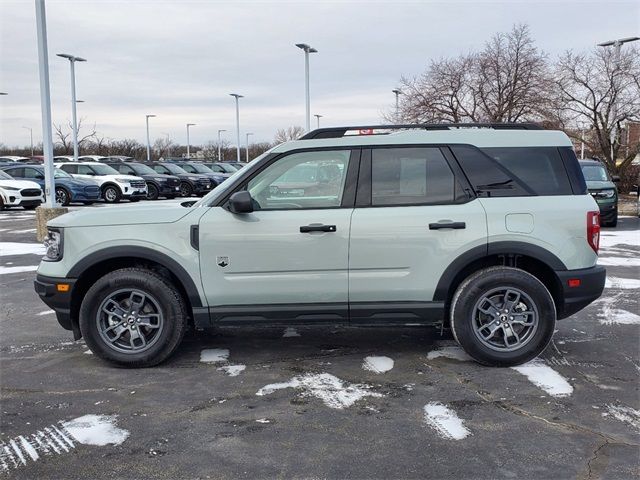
[555, 265, 606, 319]
[34, 274, 78, 336]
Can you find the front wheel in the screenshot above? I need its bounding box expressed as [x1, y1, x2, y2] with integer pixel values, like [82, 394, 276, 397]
[450, 266, 556, 367]
[55, 187, 71, 206]
[79, 268, 188, 367]
[146, 183, 159, 200]
[179, 182, 193, 197]
[102, 185, 121, 203]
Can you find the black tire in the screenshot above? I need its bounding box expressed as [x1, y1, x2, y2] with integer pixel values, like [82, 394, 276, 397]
[450, 266, 556, 367]
[79, 268, 188, 367]
[23, 205, 38, 210]
[146, 183, 159, 200]
[0, 196, 4, 210]
[129, 197, 141, 202]
[102, 185, 121, 203]
[55, 187, 71, 206]
[165, 195, 176, 200]
[179, 182, 193, 197]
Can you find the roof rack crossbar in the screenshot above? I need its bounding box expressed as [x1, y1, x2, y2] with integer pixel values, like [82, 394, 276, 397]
[299, 123, 543, 139]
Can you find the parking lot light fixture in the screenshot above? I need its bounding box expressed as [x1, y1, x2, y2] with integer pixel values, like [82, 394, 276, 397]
[217, 129, 226, 162]
[314, 114, 323, 129]
[145, 114, 156, 161]
[22, 126, 34, 156]
[229, 94, 243, 162]
[56, 53, 86, 162]
[186, 123, 196, 158]
[392, 89, 402, 120]
[295, 43, 318, 132]
[245, 132, 253, 163]
[0, 92, 7, 95]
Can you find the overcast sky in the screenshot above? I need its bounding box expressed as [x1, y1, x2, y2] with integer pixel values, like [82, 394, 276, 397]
[1, 0, 638, 149]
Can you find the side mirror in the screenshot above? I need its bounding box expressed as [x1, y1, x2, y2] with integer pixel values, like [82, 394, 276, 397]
[228, 190, 254, 214]
[611, 175, 620, 183]
[36, 174, 44, 180]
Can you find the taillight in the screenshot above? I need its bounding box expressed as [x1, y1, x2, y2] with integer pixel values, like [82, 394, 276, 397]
[587, 211, 600, 254]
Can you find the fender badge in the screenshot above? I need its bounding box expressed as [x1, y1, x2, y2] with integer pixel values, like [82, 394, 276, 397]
[217, 256, 229, 268]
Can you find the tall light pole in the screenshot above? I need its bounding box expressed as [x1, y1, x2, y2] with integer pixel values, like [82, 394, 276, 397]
[186, 123, 196, 158]
[229, 93, 243, 162]
[245, 132, 253, 163]
[56, 53, 86, 162]
[22, 127, 34, 156]
[145, 114, 155, 161]
[217, 129, 226, 162]
[295, 43, 317, 132]
[392, 88, 402, 121]
[35, 0, 56, 208]
[314, 114, 322, 129]
[161, 132, 171, 159]
[597, 37, 640, 161]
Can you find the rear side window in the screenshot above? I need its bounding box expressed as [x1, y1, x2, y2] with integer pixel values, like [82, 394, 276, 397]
[60, 164, 77, 174]
[371, 148, 455, 206]
[482, 147, 572, 195]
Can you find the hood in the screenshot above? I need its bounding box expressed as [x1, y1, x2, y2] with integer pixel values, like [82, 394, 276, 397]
[103, 174, 144, 181]
[48, 201, 195, 227]
[585, 180, 615, 190]
[0, 179, 42, 190]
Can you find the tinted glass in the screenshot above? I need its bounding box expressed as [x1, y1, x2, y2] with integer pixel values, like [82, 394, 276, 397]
[180, 164, 196, 173]
[163, 163, 187, 175]
[371, 148, 455, 206]
[54, 168, 71, 178]
[23, 168, 43, 179]
[0, 170, 12, 180]
[129, 163, 156, 175]
[60, 164, 78, 174]
[482, 147, 572, 195]
[4, 167, 24, 177]
[191, 164, 213, 174]
[581, 165, 609, 182]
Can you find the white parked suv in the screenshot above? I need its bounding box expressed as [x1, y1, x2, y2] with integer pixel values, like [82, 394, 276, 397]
[0, 170, 44, 210]
[55, 162, 147, 203]
[35, 124, 606, 367]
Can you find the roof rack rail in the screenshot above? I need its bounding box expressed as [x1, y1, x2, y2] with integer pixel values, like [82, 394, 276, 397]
[299, 123, 543, 140]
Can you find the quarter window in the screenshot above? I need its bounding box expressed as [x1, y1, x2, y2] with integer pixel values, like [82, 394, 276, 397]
[247, 150, 351, 210]
[371, 148, 455, 206]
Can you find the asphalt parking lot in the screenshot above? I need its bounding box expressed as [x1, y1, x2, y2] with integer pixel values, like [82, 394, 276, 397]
[0, 205, 638, 479]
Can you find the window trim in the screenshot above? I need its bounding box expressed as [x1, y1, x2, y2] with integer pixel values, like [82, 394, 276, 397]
[355, 145, 475, 208]
[215, 147, 362, 211]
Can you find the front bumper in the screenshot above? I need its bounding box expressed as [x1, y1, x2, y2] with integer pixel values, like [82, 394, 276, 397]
[34, 274, 79, 337]
[596, 201, 617, 223]
[159, 183, 181, 195]
[555, 265, 606, 319]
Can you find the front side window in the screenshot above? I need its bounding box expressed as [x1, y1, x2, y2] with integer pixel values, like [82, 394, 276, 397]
[371, 148, 455, 206]
[23, 168, 43, 179]
[246, 150, 351, 210]
[116, 164, 135, 175]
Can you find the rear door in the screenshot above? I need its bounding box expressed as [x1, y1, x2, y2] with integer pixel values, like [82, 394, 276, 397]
[348, 146, 487, 323]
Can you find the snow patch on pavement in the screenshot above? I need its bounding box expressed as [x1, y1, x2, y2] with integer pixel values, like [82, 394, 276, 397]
[511, 359, 573, 397]
[0, 265, 38, 275]
[597, 294, 640, 325]
[0, 242, 45, 256]
[200, 348, 230, 363]
[256, 373, 383, 409]
[600, 230, 640, 248]
[423, 402, 471, 440]
[603, 404, 640, 431]
[217, 364, 246, 376]
[427, 346, 473, 362]
[605, 276, 640, 290]
[0, 415, 128, 473]
[282, 327, 301, 337]
[37, 310, 55, 316]
[362, 356, 394, 373]
[598, 256, 640, 267]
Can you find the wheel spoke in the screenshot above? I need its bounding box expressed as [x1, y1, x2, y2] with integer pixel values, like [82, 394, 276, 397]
[477, 321, 501, 341]
[102, 299, 126, 320]
[103, 324, 126, 343]
[503, 325, 521, 347]
[128, 291, 146, 312]
[137, 313, 161, 329]
[503, 290, 521, 313]
[478, 297, 501, 317]
[129, 328, 147, 349]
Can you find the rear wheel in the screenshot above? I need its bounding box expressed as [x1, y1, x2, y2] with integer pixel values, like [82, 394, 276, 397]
[450, 266, 556, 367]
[55, 187, 71, 206]
[80, 268, 188, 367]
[102, 185, 121, 203]
[146, 183, 159, 200]
[180, 182, 193, 197]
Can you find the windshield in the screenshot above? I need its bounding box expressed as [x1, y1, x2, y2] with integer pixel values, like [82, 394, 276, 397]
[90, 164, 119, 175]
[54, 168, 71, 178]
[163, 163, 188, 175]
[190, 163, 214, 174]
[216, 163, 237, 173]
[581, 165, 609, 182]
[129, 163, 157, 175]
[0, 170, 12, 180]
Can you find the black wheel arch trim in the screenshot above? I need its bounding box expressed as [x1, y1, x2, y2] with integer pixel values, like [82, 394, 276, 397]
[67, 246, 204, 308]
[433, 241, 567, 302]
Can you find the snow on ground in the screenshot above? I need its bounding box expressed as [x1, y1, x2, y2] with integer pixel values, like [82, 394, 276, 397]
[362, 356, 394, 373]
[603, 404, 640, 431]
[256, 373, 383, 409]
[0, 265, 38, 275]
[600, 229, 640, 247]
[0, 242, 45, 256]
[200, 349, 230, 363]
[0, 415, 128, 473]
[37, 310, 54, 316]
[217, 364, 246, 376]
[423, 402, 471, 440]
[605, 276, 640, 290]
[596, 293, 640, 325]
[427, 346, 473, 362]
[511, 359, 573, 397]
[282, 327, 300, 338]
[597, 256, 640, 267]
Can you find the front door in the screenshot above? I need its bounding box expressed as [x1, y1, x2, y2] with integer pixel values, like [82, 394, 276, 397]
[198, 148, 358, 323]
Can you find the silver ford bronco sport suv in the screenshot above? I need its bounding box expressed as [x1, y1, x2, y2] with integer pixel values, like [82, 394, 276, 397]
[35, 124, 606, 368]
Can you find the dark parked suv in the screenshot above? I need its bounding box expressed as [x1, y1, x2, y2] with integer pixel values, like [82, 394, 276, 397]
[579, 159, 619, 227]
[143, 162, 213, 197]
[168, 161, 228, 188]
[105, 162, 181, 200]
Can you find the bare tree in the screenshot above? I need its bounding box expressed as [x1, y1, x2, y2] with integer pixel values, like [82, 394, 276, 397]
[153, 136, 178, 159]
[554, 45, 640, 173]
[53, 118, 97, 154]
[110, 138, 146, 160]
[274, 126, 305, 144]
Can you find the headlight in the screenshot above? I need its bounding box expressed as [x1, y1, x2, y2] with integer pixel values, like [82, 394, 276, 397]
[601, 189, 615, 198]
[188, 176, 199, 181]
[2, 186, 20, 191]
[154, 177, 166, 182]
[115, 177, 131, 183]
[43, 228, 63, 262]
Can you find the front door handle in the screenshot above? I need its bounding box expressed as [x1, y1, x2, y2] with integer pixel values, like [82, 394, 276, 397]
[300, 224, 337, 233]
[429, 222, 466, 230]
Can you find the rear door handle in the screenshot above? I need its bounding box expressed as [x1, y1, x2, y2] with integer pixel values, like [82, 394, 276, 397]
[429, 222, 466, 230]
[300, 224, 337, 233]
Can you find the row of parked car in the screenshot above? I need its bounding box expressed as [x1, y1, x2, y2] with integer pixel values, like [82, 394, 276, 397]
[0, 155, 245, 208]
